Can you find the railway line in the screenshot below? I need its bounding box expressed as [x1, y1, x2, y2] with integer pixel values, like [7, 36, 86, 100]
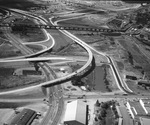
[0, 7, 95, 125]
[0, 5, 135, 125]
[0, 22, 124, 32]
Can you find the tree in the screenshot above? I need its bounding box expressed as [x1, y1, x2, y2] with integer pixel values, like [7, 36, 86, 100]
[95, 100, 100, 107]
[34, 63, 39, 72]
[100, 109, 107, 117]
[95, 117, 98, 122]
[140, 34, 144, 38]
[98, 114, 103, 120]
[101, 102, 109, 109]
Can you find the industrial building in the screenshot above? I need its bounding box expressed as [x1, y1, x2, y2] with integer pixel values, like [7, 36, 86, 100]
[64, 100, 88, 125]
[140, 117, 150, 125]
[138, 80, 150, 87]
[126, 99, 150, 119]
[8, 108, 37, 125]
[125, 75, 137, 80]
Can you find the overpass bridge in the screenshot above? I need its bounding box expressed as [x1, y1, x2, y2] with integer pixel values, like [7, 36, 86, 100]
[0, 23, 124, 33]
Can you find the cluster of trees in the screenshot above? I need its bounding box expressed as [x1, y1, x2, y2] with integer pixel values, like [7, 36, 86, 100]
[135, 10, 150, 27]
[103, 66, 112, 92]
[122, 0, 150, 5]
[94, 100, 118, 125]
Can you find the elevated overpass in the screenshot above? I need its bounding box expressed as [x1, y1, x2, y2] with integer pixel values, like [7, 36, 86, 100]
[0, 7, 94, 94]
[0, 23, 124, 33]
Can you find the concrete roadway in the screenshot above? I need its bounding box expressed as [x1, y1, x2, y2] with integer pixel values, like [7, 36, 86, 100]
[0, 8, 62, 125]
[0, 56, 87, 63]
[3, 27, 34, 55]
[2, 7, 94, 91]
[51, 16, 134, 94]
[1, 8, 78, 125]
[63, 94, 148, 100]
[0, 6, 135, 125]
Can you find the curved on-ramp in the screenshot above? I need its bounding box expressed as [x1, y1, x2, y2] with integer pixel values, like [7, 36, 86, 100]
[52, 16, 134, 94]
[0, 8, 93, 95]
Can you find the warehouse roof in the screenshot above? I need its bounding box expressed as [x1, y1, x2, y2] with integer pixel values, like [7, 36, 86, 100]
[64, 100, 87, 124]
[9, 108, 37, 125]
[128, 101, 146, 115]
[140, 117, 150, 125]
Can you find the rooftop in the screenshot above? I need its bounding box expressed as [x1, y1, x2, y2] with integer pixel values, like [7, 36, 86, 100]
[64, 100, 87, 124]
[141, 99, 150, 104]
[9, 108, 37, 125]
[128, 101, 146, 115]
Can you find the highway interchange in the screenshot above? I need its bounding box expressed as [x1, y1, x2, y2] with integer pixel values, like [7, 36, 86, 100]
[0, 3, 144, 125]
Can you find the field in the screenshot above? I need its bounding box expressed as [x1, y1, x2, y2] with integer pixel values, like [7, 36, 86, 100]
[0, 109, 14, 125]
[0, 0, 43, 10]
[26, 44, 44, 52]
[12, 18, 46, 42]
[0, 67, 45, 90]
[58, 12, 114, 28]
[71, 64, 119, 93]
[126, 80, 150, 95]
[0, 42, 22, 58]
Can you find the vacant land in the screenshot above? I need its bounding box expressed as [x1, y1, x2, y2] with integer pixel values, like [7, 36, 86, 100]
[71, 64, 118, 93]
[0, 67, 45, 90]
[0, 42, 22, 58]
[12, 18, 46, 42]
[0, 31, 23, 58]
[126, 80, 150, 95]
[0, 0, 43, 10]
[58, 12, 115, 28]
[26, 44, 44, 52]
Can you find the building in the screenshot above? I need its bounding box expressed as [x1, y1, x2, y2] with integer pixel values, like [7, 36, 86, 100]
[140, 117, 150, 125]
[8, 108, 37, 125]
[64, 100, 87, 125]
[118, 106, 134, 125]
[126, 75, 137, 80]
[126, 101, 146, 119]
[126, 99, 150, 120]
[138, 81, 150, 87]
[140, 99, 150, 115]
